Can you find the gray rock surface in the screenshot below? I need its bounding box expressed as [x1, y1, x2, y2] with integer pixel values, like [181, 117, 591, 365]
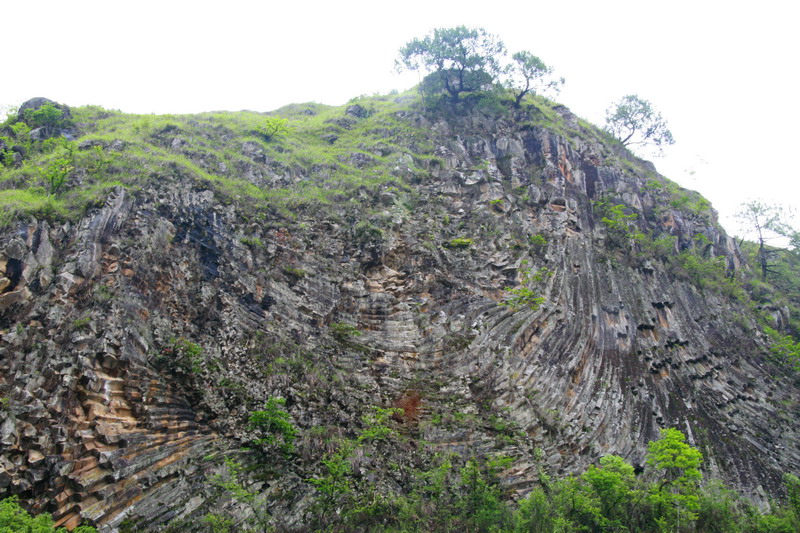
[0, 105, 797, 531]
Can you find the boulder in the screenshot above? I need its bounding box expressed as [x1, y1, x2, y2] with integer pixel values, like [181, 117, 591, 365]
[17, 97, 72, 120]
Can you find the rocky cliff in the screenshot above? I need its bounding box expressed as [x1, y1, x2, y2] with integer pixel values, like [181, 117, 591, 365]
[1, 94, 798, 531]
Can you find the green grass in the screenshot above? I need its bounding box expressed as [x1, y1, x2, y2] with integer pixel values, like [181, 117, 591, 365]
[0, 91, 434, 228]
[1, 87, 716, 239]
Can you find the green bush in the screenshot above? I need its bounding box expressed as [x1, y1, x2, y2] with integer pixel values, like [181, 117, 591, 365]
[0, 496, 97, 533]
[240, 236, 263, 248]
[156, 338, 204, 375]
[676, 252, 743, 298]
[281, 265, 306, 279]
[40, 157, 73, 195]
[24, 104, 70, 135]
[502, 266, 552, 311]
[528, 233, 547, 250]
[248, 397, 298, 455]
[358, 407, 402, 444]
[593, 197, 644, 247]
[764, 327, 800, 373]
[446, 237, 473, 249]
[330, 322, 362, 342]
[255, 117, 289, 141]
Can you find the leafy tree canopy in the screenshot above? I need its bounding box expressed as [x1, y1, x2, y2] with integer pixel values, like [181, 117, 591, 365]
[605, 94, 674, 151]
[505, 51, 564, 107]
[736, 200, 794, 281]
[397, 26, 506, 102]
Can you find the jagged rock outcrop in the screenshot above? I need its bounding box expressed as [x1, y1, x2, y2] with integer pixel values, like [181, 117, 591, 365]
[0, 98, 797, 530]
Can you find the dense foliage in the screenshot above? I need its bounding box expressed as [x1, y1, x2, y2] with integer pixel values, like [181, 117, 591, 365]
[604, 95, 675, 151]
[396, 26, 563, 108]
[0, 496, 96, 533]
[506, 51, 564, 108]
[198, 429, 798, 532]
[396, 26, 506, 103]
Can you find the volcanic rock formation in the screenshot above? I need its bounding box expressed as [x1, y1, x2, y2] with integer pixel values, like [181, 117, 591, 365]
[0, 96, 797, 531]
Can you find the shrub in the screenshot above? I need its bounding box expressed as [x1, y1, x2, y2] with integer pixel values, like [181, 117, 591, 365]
[201, 513, 234, 533]
[248, 397, 298, 455]
[156, 338, 203, 375]
[24, 103, 70, 135]
[764, 327, 800, 373]
[446, 237, 473, 249]
[240, 236, 263, 248]
[593, 197, 643, 247]
[676, 252, 743, 298]
[330, 321, 362, 342]
[458, 458, 513, 531]
[281, 265, 306, 279]
[502, 266, 552, 311]
[40, 157, 73, 195]
[354, 220, 385, 245]
[0, 496, 97, 532]
[529, 233, 547, 249]
[255, 117, 289, 141]
[358, 406, 402, 443]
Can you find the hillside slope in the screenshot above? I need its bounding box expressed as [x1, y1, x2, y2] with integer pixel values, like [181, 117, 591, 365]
[1, 93, 798, 531]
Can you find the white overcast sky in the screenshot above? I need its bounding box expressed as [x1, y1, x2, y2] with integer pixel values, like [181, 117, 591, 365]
[2, 0, 798, 238]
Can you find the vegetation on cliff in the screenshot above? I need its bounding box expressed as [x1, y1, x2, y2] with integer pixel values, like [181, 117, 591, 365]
[188, 428, 800, 532]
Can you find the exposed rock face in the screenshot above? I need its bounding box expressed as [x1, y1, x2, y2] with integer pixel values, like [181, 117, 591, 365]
[0, 103, 797, 530]
[16, 97, 71, 120]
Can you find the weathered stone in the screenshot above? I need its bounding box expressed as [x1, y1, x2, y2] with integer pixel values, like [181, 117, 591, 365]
[0, 287, 31, 310]
[345, 104, 368, 118]
[0, 101, 797, 533]
[17, 97, 70, 119]
[0, 417, 17, 447]
[5, 238, 26, 260]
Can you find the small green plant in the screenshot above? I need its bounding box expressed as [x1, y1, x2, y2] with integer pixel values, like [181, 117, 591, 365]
[255, 117, 289, 141]
[157, 337, 204, 375]
[309, 439, 356, 524]
[0, 143, 15, 168]
[675, 252, 743, 298]
[446, 237, 473, 249]
[240, 236, 263, 248]
[93, 284, 114, 303]
[282, 265, 306, 279]
[248, 397, 298, 455]
[358, 406, 402, 443]
[647, 233, 677, 260]
[83, 145, 114, 176]
[40, 157, 73, 195]
[208, 457, 272, 532]
[502, 286, 544, 311]
[10, 122, 31, 146]
[72, 315, 91, 330]
[593, 197, 643, 247]
[502, 266, 552, 311]
[330, 322, 362, 342]
[354, 220, 385, 245]
[201, 513, 234, 533]
[529, 233, 547, 248]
